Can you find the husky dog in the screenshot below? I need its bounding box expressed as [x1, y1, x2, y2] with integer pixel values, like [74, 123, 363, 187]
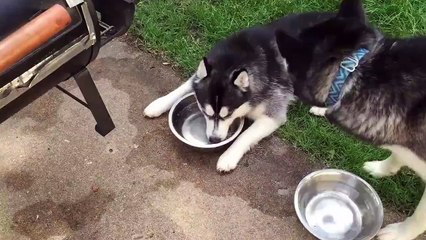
[144, 12, 333, 172]
[276, 0, 426, 239]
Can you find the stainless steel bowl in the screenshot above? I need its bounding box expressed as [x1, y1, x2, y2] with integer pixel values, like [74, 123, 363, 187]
[168, 93, 244, 149]
[294, 169, 383, 240]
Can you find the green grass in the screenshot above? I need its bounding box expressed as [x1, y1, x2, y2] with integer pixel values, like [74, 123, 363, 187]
[133, 0, 426, 213]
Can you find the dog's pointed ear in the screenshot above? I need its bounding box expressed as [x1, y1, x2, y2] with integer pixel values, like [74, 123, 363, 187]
[276, 30, 302, 57]
[275, 30, 304, 71]
[196, 57, 212, 80]
[337, 0, 367, 24]
[233, 70, 249, 92]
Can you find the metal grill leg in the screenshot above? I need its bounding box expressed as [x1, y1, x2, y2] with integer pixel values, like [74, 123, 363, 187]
[73, 67, 115, 136]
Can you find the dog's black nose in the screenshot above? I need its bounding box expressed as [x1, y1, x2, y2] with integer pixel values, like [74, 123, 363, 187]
[208, 136, 222, 144]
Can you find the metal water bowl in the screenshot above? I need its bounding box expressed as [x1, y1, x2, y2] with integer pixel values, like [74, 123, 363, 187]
[168, 93, 244, 149]
[295, 169, 383, 240]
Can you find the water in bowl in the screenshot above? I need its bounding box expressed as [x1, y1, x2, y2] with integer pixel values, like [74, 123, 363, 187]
[305, 191, 362, 240]
[181, 112, 209, 145]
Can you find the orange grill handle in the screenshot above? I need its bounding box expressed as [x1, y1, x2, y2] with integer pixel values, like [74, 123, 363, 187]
[0, 4, 72, 74]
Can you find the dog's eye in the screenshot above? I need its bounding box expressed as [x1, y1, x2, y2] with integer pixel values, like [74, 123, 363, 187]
[219, 107, 230, 118]
[204, 104, 215, 117]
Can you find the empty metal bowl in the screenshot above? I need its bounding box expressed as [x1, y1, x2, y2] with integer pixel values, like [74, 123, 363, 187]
[294, 169, 383, 240]
[168, 93, 244, 149]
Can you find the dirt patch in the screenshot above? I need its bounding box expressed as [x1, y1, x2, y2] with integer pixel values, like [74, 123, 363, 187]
[12, 190, 114, 240]
[3, 171, 34, 192]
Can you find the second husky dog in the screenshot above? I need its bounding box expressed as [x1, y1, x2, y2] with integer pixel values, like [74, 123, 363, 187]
[276, 0, 426, 239]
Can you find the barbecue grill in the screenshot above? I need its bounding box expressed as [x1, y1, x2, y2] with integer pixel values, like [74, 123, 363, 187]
[0, 0, 135, 136]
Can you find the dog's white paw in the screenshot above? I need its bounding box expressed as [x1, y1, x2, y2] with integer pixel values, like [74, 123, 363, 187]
[309, 106, 327, 117]
[143, 97, 169, 118]
[363, 161, 391, 178]
[363, 161, 399, 178]
[216, 151, 242, 172]
[377, 220, 420, 240]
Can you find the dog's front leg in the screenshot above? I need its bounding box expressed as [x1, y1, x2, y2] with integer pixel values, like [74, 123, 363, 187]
[144, 76, 194, 118]
[376, 145, 426, 240]
[216, 116, 281, 172]
[377, 187, 426, 240]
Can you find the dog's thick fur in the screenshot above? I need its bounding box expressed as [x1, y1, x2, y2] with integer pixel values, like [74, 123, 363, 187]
[276, 0, 426, 239]
[144, 12, 333, 172]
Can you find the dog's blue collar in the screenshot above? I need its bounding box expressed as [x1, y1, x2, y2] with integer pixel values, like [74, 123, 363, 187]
[325, 48, 369, 106]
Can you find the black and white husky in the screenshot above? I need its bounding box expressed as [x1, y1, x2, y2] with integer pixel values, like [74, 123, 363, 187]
[276, 0, 426, 239]
[144, 12, 333, 172]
